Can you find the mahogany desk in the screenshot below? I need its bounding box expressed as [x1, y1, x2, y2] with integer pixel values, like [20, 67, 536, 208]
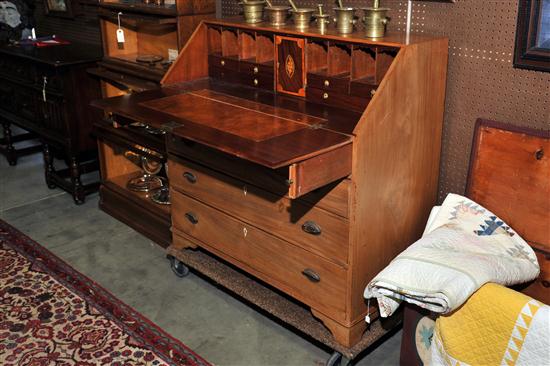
[92, 18, 449, 361]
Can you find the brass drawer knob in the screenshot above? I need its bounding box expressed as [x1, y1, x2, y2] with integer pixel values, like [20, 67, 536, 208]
[183, 171, 197, 184]
[323, 92, 329, 100]
[253, 78, 259, 86]
[370, 89, 377, 97]
[302, 268, 321, 283]
[324, 79, 330, 87]
[185, 212, 198, 224]
[253, 66, 259, 74]
[220, 60, 225, 66]
[302, 221, 322, 235]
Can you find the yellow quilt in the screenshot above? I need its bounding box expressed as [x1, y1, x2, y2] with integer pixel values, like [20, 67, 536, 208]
[431, 283, 549, 366]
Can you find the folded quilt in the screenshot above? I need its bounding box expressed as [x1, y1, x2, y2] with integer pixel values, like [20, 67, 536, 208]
[364, 193, 540, 317]
[431, 283, 550, 366]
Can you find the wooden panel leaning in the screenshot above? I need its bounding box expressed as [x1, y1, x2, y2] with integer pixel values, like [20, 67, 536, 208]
[94, 17, 449, 353]
[466, 119, 550, 304]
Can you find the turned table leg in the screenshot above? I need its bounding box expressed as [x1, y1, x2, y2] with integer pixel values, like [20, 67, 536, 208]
[1, 122, 17, 166]
[42, 143, 57, 189]
[70, 156, 85, 205]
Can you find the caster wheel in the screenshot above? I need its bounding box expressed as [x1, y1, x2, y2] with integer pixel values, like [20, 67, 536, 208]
[326, 352, 352, 366]
[169, 256, 190, 277]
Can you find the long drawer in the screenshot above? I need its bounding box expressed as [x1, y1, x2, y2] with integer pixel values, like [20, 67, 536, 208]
[169, 156, 349, 265]
[171, 191, 347, 317]
[167, 137, 351, 210]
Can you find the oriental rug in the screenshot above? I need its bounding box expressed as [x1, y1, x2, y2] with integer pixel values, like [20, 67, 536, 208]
[0, 219, 210, 366]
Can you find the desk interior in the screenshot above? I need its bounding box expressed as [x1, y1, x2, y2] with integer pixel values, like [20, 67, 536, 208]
[140, 89, 327, 142]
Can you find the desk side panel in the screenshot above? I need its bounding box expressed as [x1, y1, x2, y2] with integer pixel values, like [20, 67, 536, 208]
[162, 22, 209, 85]
[348, 38, 449, 324]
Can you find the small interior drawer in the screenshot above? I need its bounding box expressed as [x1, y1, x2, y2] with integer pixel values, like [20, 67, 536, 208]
[307, 73, 350, 94]
[208, 66, 241, 83]
[237, 72, 274, 90]
[306, 87, 367, 113]
[239, 60, 274, 76]
[349, 80, 378, 99]
[208, 54, 239, 71]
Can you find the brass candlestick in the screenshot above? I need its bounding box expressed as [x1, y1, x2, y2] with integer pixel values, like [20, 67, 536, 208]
[361, 0, 390, 38]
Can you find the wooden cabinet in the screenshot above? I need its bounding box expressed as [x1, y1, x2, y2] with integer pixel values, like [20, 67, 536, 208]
[0, 44, 102, 203]
[92, 18, 448, 350]
[91, 0, 216, 95]
[90, 0, 214, 244]
[276, 36, 305, 96]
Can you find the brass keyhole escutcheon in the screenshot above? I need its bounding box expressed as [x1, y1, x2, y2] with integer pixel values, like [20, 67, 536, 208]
[243, 227, 248, 237]
[323, 92, 329, 99]
[220, 60, 225, 66]
[324, 79, 330, 87]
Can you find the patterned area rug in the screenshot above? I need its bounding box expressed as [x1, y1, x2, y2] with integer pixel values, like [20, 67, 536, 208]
[0, 219, 210, 366]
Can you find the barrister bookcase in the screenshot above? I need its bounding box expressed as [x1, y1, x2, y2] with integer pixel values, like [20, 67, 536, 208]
[90, 0, 215, 245]
[92, 17, 448, 356]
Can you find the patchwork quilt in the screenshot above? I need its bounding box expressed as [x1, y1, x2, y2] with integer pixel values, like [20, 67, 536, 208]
[431, 283, 550, 366]
[364, 193, 540, 317]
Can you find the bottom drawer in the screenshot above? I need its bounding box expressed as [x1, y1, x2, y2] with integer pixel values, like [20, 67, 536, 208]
[172, 191, 347, 317]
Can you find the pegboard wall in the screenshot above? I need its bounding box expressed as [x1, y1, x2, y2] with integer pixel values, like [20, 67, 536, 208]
[221, 0, 550, 202]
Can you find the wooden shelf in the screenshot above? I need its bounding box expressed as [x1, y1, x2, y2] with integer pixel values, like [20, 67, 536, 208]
[107, 172, 170, 215]
[99, 1, 177, 16]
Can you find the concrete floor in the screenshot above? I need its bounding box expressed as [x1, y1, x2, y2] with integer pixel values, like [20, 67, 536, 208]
[0, 151, 402, 366]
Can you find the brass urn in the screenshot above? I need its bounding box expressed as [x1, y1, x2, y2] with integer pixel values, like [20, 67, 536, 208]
[241, 0, 266, 24]
[361, 0, 390, 38]
[333, 7, 357, 34]
[266, 6, 291, 26]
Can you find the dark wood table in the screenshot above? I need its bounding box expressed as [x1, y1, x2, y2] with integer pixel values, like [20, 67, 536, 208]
[0, 42, 103, 204]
